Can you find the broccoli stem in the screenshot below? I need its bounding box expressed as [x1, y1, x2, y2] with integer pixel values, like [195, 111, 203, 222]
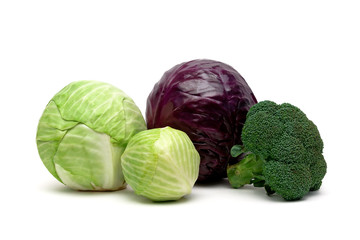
[227, 146, 265, 188]
[264, 185, 275, 195]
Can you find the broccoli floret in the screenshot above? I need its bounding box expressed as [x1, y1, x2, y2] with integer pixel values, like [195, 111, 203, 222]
[227, 100, 327, 201]
[263, 161, 312, 201]
[241, 112, 284, 158]
[309, 154, 327, 191]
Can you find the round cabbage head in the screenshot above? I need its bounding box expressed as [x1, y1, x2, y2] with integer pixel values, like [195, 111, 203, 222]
[121, 127, 200, 201]
[36, 80, 146, 191]
[146, 59, 257, 181]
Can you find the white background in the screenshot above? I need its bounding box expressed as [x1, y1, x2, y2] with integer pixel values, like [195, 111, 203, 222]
[1, 0, 359, 239]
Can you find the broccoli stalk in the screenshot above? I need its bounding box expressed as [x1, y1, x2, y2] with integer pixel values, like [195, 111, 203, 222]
[227, 151, 265, 188]
[227, 101, 327, 201]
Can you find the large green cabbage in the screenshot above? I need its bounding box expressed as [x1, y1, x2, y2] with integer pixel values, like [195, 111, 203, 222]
[36, 80, 146, 191]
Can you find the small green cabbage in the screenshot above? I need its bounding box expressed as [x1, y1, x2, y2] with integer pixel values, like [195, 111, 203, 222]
[36, 80, 146, 191]
[121, 127, 200, 201]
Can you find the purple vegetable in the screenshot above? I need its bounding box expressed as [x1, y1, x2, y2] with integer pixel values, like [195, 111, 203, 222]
[146, 59, 257, 182]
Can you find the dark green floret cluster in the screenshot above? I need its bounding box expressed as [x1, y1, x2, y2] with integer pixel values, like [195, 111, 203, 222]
[227, 100, 327, 201]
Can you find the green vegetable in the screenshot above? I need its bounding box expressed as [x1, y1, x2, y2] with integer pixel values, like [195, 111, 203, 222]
[121, 127, 200, 201]
[36, 80, 146, 191]
[228, 100, 327, 200]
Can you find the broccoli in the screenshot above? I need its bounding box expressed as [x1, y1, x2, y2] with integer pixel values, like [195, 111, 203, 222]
[227, 100, 327, 201]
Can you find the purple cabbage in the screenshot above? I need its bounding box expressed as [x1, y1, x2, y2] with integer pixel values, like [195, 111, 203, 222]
[146, 59, 257, 182]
